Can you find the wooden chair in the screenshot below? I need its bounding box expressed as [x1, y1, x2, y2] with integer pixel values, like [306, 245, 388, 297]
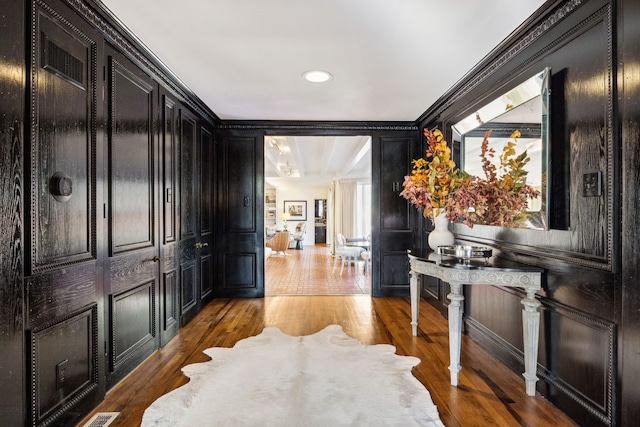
[266, 231, 290, 256]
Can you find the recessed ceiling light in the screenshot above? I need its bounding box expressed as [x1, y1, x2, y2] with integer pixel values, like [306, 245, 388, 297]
[302, 70, 333, 83]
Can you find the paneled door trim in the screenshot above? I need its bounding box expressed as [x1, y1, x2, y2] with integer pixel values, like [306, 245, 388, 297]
[107, 57, 156, 257]
[162, 94, 177, 245]
[30, 1, 98, 273]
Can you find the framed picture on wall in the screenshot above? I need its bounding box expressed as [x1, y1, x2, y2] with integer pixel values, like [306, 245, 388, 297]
[284, 200, 307, 221]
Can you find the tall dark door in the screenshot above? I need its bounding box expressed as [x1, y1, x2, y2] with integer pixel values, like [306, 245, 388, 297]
[159, 92, 179, 346]
[178, 111, 214, 325]
[198, 126, 215, 302]
[372, 132, 421, 297]
[215, 130, 263, 298]
[103, 47, 160, 387]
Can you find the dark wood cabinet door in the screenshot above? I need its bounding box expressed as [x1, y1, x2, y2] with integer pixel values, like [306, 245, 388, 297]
[199, 125, 215, 301]
[176, 117, 215, 324]
[1, 2, 25, 426]
[178, 109, 205, 325]
[159, 92, 179, 346]
[103, 47, 160, 388]
[215, 131, 263, 298]
[372, 132, 421, 297]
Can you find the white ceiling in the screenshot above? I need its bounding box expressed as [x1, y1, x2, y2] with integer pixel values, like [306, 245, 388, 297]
[264, 135, 371, 187]
[97, 0, 546, 186]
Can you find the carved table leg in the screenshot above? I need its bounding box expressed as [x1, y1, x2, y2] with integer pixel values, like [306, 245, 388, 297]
[521, 287, 541, 396]
[447, 282, 464, 386]
[410, 269, 419, 336]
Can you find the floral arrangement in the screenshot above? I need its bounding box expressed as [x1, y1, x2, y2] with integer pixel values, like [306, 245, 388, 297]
[400, 128, 540, 228]
[400, 128, 463, 219]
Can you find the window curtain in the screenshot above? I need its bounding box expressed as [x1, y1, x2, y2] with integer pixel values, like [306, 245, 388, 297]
[329, 179, 357, 254]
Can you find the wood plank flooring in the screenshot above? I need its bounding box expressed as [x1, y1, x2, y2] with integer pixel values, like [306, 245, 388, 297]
[78, 245, 578, 427]
[266, 244, 370, 295]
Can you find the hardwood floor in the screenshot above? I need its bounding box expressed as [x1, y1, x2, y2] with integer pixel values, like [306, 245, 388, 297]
[78, 291, 578, 426]
[265, 243, 370, 296]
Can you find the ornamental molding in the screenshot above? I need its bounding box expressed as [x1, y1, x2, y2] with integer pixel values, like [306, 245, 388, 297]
[219, 123, 418, 132]
[409, 257, 541, 289]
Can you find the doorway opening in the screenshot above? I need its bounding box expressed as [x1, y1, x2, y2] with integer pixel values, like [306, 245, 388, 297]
[264, 135, 372, 296]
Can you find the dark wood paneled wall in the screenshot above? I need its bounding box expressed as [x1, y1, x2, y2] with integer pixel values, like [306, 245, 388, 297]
[417, 0, 632, 425]
[0, 0, 219, 425]
[618, 0, 640, 421]
[0, 1, 26, 425]
[26, 2, 105, 423]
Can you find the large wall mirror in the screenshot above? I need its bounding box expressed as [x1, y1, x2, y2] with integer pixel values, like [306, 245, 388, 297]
[452, 68, 551, 230]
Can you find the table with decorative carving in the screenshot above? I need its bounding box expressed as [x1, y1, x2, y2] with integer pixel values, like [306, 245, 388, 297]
[408, 248, 544, 396]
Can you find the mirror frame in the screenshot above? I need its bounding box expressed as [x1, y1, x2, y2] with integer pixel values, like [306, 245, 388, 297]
[451, 67, 551, 230]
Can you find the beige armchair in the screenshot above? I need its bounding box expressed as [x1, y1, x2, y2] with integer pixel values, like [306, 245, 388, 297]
[266, 231, 290, 256]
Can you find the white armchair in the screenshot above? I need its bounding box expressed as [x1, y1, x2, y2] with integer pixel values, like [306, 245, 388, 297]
[333, 233, 363, 275]
[360, 234, 372, 274]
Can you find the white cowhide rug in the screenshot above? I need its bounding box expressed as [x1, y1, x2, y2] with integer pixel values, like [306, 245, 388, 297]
[141, 325, 444, 427]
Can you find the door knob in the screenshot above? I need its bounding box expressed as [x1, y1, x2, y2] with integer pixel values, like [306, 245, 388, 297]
[152, 256, 161, 262]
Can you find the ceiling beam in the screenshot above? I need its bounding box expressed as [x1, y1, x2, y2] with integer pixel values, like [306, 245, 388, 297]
[320, 137, 336, 177]
[340, 136, 371, 176]
[265, 138, 287, 177]
[287, 136, 305, 177]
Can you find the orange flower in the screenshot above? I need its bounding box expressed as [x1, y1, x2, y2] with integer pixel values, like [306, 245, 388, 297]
[400, 128, 463, 220]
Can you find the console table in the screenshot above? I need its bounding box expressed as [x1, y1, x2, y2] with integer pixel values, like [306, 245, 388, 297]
[408, 248, 544, 396]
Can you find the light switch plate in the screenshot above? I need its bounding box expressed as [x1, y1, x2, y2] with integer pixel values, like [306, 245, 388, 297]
[56, 359, 69, 390]
[583, 172, 602, 197]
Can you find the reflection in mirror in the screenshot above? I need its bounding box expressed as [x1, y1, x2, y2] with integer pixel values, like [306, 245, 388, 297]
[452, 68, 550, 230]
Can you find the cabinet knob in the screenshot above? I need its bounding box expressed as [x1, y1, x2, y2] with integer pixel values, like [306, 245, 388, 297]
[152, 256, 161, 262]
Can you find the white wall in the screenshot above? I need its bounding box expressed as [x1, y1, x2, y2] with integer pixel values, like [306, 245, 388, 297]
[276, 184, 329, 246]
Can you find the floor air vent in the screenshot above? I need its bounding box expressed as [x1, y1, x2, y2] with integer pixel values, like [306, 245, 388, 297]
[81, 412, 120, 427]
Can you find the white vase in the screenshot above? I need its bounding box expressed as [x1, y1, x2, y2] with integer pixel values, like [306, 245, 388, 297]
[428, 211, 455, 251]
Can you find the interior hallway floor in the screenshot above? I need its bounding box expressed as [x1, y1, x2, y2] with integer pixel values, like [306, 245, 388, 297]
[265, 243, 371, 296]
